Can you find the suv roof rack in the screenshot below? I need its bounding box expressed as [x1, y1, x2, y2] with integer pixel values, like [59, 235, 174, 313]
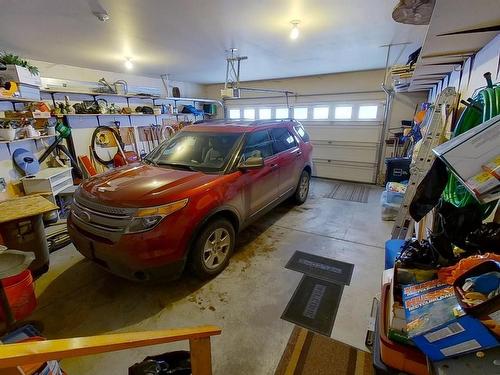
[249, 119, 297, 126]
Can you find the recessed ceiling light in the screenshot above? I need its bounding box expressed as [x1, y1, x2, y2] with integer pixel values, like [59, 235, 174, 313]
[290, 20, 300, 40]
[124, 58, 133, 70]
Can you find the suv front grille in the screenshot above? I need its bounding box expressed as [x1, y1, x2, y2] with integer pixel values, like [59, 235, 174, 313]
[71, 194, 135, 239]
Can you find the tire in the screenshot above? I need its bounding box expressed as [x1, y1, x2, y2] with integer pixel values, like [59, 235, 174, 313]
[293, 169, 310, 205]
[189, 218, 235, 279]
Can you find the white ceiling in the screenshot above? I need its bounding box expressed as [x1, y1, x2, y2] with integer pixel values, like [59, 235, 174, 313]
[0, 0, 427, 84]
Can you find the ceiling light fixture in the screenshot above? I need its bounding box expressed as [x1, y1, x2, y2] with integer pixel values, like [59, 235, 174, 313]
[124, 58, 133, 70]
[89, 0, 110, 22]
[290, 20, 300, 40]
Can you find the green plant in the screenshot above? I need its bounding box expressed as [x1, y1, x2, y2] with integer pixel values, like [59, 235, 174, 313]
[0, 52, 39, 76]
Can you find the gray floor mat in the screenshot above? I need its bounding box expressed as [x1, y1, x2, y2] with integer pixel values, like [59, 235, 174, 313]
[323, 182, 370, 203]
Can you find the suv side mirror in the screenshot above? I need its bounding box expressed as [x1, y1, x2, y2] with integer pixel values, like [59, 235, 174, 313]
[238, 156, 264, 170]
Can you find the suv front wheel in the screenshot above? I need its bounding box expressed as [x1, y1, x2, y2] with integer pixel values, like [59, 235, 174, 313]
[189, 218, 235, 279]
[293, 170, 310, 205]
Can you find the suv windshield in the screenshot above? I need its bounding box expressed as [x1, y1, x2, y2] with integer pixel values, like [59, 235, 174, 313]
[145, 131, 243, 173]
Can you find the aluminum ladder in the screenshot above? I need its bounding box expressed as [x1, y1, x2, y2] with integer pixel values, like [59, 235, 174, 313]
[391, 87, 458, 240]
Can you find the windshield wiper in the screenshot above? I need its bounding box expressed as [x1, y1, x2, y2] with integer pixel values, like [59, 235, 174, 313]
[158, 162, 199, 172]
[143, 157, 158, 166]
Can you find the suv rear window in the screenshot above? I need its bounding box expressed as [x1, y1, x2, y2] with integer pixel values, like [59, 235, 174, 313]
[271, 127, 297, 153]
[293, 124, 310, 142]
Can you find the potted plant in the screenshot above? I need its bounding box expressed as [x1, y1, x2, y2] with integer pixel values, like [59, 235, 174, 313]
[0, 52, 41, 86]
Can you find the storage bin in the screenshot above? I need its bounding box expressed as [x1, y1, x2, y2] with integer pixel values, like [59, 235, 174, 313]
[0, 65, 42, 87]
[17, 83, 41, 100]
[379, 283, 429, 375]
[385, 239, 405, 270]
[453, 260, 500, 317]
[385, 157, 411, 184]
[0, 128, 16, 141]
[0, 269, 37, 321]
[386, 189, 405, 204]
[381, 191, 400, 221]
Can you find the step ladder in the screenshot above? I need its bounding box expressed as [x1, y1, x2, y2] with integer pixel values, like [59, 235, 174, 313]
[391, 87, 458, 240]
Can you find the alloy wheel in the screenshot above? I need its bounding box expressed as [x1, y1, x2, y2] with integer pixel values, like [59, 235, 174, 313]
[299, 173, 310, 200]
[203, 228, 231, 270]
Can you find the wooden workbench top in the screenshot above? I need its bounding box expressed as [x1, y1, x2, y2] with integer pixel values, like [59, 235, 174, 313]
[0, 195, 58, 224]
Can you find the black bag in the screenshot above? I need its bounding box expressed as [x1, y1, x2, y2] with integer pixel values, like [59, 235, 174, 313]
[409, 158, 449, 222]
[129, 351, 191, 375]
[466, 222, 500, 253]
[433, 200, 483, 250]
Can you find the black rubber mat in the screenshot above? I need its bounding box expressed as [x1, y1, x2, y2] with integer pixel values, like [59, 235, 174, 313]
[285, 251, 354, 285]
[281, 275, 344, 336]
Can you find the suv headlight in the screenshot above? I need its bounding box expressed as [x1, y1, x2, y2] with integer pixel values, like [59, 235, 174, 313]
[125, 198, 189, 233]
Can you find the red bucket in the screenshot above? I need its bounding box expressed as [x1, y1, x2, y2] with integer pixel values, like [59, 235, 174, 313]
[0, 269, 37, 321]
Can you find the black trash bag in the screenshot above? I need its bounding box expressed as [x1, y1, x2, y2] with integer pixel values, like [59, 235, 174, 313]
[465, 222, 500, 253]
[129, 351, 191, 375]
[396, 239, 440, 269]
[434, 200, 483, 250]
[409, 158, 449, 222]
[129, 360, 162, 375]
[427, 231, 455, 262]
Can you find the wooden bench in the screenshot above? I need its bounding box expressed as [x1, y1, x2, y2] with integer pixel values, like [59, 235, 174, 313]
[0, 325, 221, 375]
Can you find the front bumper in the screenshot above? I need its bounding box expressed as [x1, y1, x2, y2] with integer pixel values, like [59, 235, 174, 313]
[68, 214, 188, 281]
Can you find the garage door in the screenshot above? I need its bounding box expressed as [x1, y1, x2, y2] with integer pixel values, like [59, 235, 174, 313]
[226, 96, 385, 183]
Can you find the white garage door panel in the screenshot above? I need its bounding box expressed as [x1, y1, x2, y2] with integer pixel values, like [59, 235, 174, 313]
[312, 142, 378, 163]
[313, 159, 375, 183]
[304, 124, 381, 143]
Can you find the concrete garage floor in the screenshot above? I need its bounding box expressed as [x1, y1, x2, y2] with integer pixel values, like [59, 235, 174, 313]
[33, 178, 393, 374]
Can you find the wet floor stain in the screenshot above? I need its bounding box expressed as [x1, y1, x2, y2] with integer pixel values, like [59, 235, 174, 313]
[232, 225, 285, 273]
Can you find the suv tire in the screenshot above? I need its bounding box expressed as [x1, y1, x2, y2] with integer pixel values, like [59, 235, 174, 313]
[189, 218, 235, 279]
[293, 170, 310, 205]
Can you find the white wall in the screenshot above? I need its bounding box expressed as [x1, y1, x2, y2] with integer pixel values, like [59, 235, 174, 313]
[0, 60, 204, 199]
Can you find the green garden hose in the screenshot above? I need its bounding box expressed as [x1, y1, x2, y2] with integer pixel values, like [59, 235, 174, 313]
[442, 75, 499, 218]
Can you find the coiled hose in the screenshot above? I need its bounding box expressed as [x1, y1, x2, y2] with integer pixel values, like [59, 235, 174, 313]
[442, 73, 499, 218]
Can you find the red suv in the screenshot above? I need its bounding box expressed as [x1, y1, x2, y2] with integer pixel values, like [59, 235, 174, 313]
[68, 120, 313, 281]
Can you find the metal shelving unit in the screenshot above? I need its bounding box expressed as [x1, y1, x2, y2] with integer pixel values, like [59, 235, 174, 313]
[40, 89, 223, 124]
[0, 96, 38, 103]
[0, 135, 55, 144]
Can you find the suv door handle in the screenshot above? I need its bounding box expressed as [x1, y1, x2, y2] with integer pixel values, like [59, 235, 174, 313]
[270, 163, 279, 170]
[295, 150, 302, 157]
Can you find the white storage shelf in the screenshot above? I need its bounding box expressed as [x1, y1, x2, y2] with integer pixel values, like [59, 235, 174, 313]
[22, 167, 73, 197]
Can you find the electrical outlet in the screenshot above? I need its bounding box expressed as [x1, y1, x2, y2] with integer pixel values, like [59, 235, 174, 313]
[0, 177, 6, 193]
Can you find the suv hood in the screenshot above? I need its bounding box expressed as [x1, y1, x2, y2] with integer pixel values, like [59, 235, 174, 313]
[79, 163, 220, 207]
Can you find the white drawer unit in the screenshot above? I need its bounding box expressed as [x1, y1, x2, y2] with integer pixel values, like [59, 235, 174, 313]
[22, 167, 73, 197]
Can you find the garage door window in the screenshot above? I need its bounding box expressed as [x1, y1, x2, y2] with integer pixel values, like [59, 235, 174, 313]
[293, 107, 308, 120]
[275, 107, 289, 119]
[229, 109, 240, 119]
[313, 106, 329, 120]
[243, 108, 255, 120]
[242, 130, 273, 160]
[358, 105, 378, 119]
[271, 128, 297, 153]
[259, 108, 272, 120]
[334, 106, 352, 120]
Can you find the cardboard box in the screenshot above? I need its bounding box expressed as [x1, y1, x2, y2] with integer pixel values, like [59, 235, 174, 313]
[433, 114, 500, 202]
[0, 65, 41, 87]
[483, 155, 500, 179]
[403, 281, 498, 361]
